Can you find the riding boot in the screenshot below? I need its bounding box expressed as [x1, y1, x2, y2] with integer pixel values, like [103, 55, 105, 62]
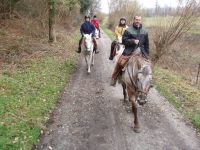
[110, 56, 129, 86]
[109, 41, 116, 60]
[76, 38, 83, 53]
[93, 39, 99, 54]
[110, 62, 121, 86]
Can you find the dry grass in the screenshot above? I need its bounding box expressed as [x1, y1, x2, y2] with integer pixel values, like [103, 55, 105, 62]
[0, 18, 79, 70]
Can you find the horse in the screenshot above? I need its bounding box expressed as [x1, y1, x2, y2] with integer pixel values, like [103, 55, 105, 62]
[119, 48, 152, 133]
[82, 34, 95, 74]
[95, 28, 100, 39]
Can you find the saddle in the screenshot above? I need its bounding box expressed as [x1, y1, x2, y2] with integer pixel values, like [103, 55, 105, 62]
[118, 48, 146, 71]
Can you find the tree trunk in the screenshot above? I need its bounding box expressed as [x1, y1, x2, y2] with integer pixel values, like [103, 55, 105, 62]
[48, 0, 55, 43]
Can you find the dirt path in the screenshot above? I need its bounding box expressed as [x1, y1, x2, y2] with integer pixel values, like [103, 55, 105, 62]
[35, 32, 200, 150]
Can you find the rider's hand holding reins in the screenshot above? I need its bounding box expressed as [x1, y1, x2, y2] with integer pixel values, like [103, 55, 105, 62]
[133, 39, 139, 45]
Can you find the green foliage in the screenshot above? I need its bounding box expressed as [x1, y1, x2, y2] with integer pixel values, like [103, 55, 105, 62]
[79, 0, 91, 14]
[57, 0, 79, 11]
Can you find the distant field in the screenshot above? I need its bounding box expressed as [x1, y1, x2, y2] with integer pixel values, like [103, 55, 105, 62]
[144, 16, 200, 35]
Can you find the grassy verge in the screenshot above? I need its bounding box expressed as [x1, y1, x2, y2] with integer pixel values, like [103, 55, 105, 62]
[101, 24, 115, 41]
[0, 34, 79, 149]
[154, 66, 200, 129]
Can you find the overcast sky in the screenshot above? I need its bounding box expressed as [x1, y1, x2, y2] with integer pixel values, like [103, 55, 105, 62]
[101, 0, 179, 13]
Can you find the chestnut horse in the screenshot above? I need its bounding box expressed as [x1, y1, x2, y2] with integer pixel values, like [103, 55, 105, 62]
[119, 48, 152, 133]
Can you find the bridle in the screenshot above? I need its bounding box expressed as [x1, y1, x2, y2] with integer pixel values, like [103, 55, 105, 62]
[127, 64, 151, 97]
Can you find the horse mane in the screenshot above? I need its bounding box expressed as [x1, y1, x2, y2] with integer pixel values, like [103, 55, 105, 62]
[142, 65, 151, 76]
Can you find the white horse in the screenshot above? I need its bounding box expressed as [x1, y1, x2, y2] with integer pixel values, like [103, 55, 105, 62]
[95, 28, 100, 39]
[113, 37, 125, 63]
[82, 34, 95, 74]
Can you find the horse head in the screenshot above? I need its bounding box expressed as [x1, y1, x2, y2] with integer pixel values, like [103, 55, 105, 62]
[136, 61, 152, 105]
[83, 34, 93, 51]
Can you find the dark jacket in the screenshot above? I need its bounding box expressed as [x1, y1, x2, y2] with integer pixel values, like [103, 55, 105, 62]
[122, 24, 149, 57]
[80, 21, 95, 36]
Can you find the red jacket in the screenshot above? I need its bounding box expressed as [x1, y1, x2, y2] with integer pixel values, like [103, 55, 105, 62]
[91, 18, 100, 29]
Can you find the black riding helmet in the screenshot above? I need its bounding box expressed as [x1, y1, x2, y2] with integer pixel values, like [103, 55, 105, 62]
[85, 15, 90, 20]
[119, 17, 126, 27]
[120, 17, 126, 22]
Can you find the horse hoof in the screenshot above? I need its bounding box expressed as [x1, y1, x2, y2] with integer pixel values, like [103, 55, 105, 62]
[123, 97, 128, 103]
[133, 127, 141, 133]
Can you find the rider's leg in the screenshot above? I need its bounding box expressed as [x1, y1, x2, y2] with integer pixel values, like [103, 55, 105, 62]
[110, 56, 128, 86]
[92, 37, 99, 54]
[77, 37, 83, 53]
[109, 41, 116, 60]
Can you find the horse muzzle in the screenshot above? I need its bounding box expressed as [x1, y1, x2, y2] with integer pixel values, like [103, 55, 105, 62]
[137, 96, 147, 105]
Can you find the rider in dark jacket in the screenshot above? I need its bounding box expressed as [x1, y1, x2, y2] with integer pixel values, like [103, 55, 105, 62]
[110, 16, 150, 86]
[122, 24, 149, 58]
[77, 15, 99, 53]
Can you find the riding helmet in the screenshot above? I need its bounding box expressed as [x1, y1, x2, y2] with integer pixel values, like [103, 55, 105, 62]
[85, 15, 90, 20]
[120, 17, 126, 22]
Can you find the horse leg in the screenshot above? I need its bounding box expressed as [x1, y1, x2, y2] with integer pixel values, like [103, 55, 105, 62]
[84, 55, 88, 70]
[87, 56, 91, 73]
[122, 82, 128, 103]
[87, 53, 92, 74]
[127, 86, 140, 133]
[92, 51, 94, 66]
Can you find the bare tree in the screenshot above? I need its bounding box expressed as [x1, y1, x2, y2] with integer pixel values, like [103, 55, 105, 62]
[107, 0, 142, 29]
[152, 0, 200, 63]
[89, 0, 101, 16]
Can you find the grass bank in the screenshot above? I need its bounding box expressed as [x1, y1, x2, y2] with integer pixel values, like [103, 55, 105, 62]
[101, 23, 115, 41]
[154, 67, 200, 129]
[0, 31, 79, 149]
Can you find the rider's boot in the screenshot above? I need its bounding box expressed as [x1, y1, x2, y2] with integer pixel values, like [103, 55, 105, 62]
[110, 62, 121, 86]
[109, 41, 116, 60]
[76, 38, 83, 53]
[76, 47, 81, 53]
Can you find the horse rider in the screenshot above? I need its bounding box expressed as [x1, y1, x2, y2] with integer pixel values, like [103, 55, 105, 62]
[110, 15, 150, 86]
[91, 15, 101, 38]
[77, 15, 99, 54]
[109, 17, 128, 60]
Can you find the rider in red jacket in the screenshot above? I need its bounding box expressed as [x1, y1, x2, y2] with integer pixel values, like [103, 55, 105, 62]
[91, 15, 101, 38]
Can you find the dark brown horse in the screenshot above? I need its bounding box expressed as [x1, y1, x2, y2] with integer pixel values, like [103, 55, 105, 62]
[119, 48, 152, 133]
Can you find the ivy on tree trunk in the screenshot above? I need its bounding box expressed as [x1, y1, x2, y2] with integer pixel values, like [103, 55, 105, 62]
[49, 0, 55, 42]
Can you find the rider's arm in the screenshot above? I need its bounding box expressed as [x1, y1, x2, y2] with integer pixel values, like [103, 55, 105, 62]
[80, 24, 84, 36]
[122, 30, 137, 47]
[114, 26, 121, 39]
